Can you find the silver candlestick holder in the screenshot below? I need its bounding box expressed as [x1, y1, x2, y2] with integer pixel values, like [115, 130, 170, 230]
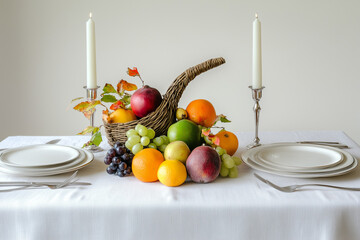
[83, 86, 103, 152]
[247, 86, 265, 149]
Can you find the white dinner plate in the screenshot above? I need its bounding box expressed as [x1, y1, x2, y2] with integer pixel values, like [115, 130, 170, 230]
[242, 143, 358, 178]
[252, 151, 353, 173]
[0, 148, 94, 176]
[0, 149, 86, 173]
[0, 144, 80, 167]
[256, 144, 343, 170]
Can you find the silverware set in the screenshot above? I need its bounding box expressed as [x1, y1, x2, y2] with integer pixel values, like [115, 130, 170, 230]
[0, 139, 92, 192]
[0, 170, 91, 192]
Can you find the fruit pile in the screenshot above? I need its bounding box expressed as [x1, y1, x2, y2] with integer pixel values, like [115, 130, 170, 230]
[104, 96, 242, 186]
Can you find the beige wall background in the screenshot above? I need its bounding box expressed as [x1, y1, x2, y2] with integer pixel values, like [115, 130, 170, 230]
[1, 0, 360, 144]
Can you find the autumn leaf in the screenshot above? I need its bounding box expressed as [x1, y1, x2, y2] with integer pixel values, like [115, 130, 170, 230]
[122, 94, 132, 107]
[117, 79, 137, 93]
[127, 67, 140, 77]
[73, 100, 101, 119]
[90, 131, 102, 146]
[82, 131, 102, 147]
[202, 128, 220, 146]
[214, 114, 231, 125]
[127, 67, 144, 86]
[82, 109, 95, 119]
[73, 100, 101, 112]
[66, 97, 84, 111]
[212, 136, 220, 146]
[110, 100, 125, 110]
[101, 94, 117, 103]
[71, 97, 84, 103]
[102, 109, 110, 123]
[77, 126, 99, 135]
[102, 83, 117, 94]
[202, 129, 211, 136]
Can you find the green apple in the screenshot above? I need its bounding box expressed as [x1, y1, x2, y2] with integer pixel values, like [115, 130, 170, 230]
[164, 141, 191, 164]
[167, 119, 202, 150]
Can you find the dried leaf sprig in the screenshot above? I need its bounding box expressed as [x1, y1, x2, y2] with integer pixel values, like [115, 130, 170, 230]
[71, 67, 143, 147]
[201, 115, 231, 147]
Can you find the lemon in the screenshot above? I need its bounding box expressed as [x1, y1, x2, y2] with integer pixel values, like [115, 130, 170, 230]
[157, 160, 187, 187]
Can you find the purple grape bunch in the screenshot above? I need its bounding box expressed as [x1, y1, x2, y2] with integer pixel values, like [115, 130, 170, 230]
[104, 141, 134, 177]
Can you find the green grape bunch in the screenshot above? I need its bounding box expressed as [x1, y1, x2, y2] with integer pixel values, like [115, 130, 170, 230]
[215, 146, 242, 178]
[125, 124, 169, 154]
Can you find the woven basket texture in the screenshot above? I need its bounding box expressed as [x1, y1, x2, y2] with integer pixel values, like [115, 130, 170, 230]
[103, 57, 226, 146]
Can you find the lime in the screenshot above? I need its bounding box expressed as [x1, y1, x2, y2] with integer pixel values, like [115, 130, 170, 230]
[167, 119, 201, 150]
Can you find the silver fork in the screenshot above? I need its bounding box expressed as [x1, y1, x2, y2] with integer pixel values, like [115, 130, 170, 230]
[35, 170, 79, 189]
[0, 171, 88, 192]
[296, 141, 349, 149]
[254, 173, 360, 192]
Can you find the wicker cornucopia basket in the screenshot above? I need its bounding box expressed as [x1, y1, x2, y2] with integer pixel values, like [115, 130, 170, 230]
[103, 57, 226, 146]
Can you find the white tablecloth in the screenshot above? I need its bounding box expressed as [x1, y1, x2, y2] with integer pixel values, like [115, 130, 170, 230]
[0, 131, 359, 240]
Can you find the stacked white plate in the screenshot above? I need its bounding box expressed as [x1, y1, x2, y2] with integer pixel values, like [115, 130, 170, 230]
[0, 144, 94, 176]
[242, 143, 358, 178]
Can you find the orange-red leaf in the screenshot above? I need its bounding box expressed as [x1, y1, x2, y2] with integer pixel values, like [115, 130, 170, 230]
[202, 129, 220, 146]
[202, 129, 211, 136]
[212, 136, 220, 146]
[82, 109, 95, 119]
[110, 100, 125, 111]
[102, 110, 110, 123]
[117, 80, 137, 93]
[127, 67, 139, 77]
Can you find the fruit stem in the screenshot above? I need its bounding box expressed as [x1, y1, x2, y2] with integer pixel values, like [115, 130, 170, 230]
[138, 75, 144, 87]
[100, 103, 109, 111]
[210, 126, 225, 132]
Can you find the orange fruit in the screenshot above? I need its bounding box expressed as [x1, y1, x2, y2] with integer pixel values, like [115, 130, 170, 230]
[157, 160, 187, 187]
[186, 99, 216, 127]
[108, 108, 137, 123]
[215, 130, 239, 156]
[132, 148, 164, 182]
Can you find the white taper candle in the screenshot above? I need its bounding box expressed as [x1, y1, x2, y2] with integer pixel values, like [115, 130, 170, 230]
[86, 12, 97, 89]
[252, 13, 262, 89]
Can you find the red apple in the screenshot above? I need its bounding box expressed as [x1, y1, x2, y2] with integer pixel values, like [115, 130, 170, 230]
[130, 85, 162, 118]
[186, 146, 221, 183]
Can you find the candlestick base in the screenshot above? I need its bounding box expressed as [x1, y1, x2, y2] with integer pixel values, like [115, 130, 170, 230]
[83, 86, 103, 152]
[247, 86, 264, 149]
[84, 144, 103, 153]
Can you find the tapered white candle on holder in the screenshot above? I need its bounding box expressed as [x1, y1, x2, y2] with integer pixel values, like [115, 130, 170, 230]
[247, 13, 264, 149]
[83, 12, 102, 152]
[86, 12, 97, 89]
[252, 13, 262, 89]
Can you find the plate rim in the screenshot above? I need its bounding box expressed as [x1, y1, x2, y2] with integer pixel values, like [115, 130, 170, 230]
[0, 148, 94, 176]
[257, 145, 344, 170]
[0, 149, 87, 173]
[243, 156, 358, 178]
[242, 143, 358, 178]
[0, 144, 81, 168]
